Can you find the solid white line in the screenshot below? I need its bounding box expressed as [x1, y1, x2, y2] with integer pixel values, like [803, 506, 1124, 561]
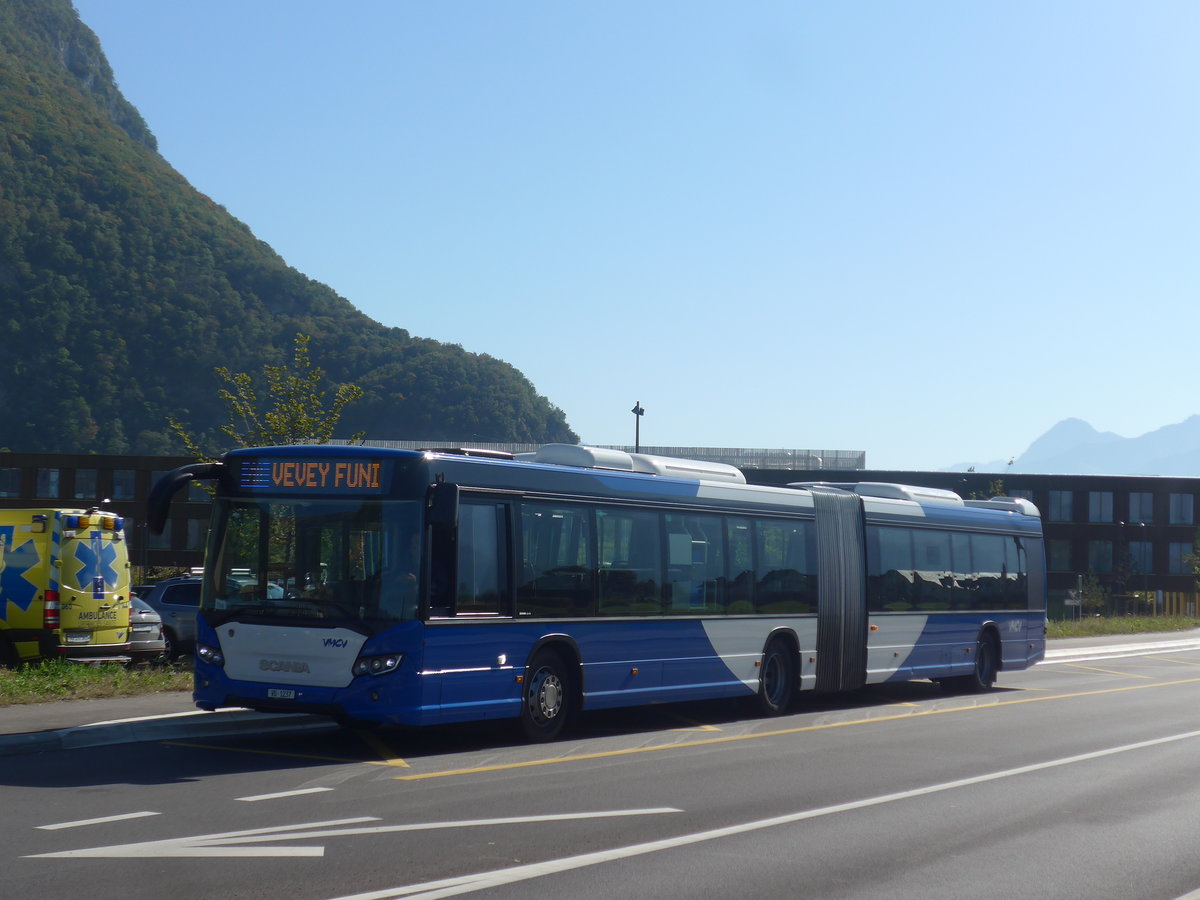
[238, 787, 334, 802]
[328, 728, 1200, 900]
[37, 811, 159, 830]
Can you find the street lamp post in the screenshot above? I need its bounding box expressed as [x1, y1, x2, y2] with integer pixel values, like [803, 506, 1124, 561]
[631, 402, 644, 453]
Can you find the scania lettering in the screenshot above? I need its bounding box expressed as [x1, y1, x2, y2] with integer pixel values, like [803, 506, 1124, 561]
[149, 444, 1047, 741]
[260, 659, 310, 673]
[0, 508, 133, 665]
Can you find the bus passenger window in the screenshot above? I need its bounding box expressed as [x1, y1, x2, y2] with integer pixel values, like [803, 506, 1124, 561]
[455, 501, 509, 616]
[911, 530, 952, 610]
[726, 518, 754, 614]
[517, 503, 594, 617]
[597, 508, 662, 616]
[970, 533, 1007, 610]
[867, 526, 915, 612]
[665, 514, 724, 614]
[754, 519, 815, 614]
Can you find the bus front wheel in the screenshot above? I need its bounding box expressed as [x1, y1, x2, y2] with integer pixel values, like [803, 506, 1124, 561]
[520, 650, 573, 742]
[755, 637, 796, 716]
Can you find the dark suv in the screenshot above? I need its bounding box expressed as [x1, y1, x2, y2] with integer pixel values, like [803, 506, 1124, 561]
[136, 576, 201, 659]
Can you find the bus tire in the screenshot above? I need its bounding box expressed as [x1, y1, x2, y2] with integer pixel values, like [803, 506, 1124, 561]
[755, 637, 796, 716]
[0, 638, 19, 670]
[944, 634, 999, 693]
[520, 649, 573, 742]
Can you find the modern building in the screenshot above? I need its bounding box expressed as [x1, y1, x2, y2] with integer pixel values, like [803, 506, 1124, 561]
[0, 452, 209, 574]
[3, 449, 1195, 618]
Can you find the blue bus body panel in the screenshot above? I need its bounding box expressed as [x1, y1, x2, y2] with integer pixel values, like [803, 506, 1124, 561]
[194, 609, 1045, 726]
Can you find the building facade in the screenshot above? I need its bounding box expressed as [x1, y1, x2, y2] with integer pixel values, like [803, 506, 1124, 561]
[2, 450, 1196, 617]
[0, 452, 209, 574]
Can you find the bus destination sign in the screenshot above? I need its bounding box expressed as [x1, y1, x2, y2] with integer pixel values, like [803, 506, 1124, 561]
[238, 458, 390, 494]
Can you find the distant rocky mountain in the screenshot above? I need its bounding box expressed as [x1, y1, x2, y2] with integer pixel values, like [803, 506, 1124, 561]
[945, 417, 1200, 476]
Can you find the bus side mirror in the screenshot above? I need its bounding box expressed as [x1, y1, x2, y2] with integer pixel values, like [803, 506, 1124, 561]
[147, 462, 222, 534]
[427, 482, 459, 529]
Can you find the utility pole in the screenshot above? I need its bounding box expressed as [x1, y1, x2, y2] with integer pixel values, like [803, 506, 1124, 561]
[631, 402, 644, 453]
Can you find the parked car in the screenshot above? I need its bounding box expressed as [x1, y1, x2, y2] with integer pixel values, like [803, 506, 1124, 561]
[128, 596, 166, 665]
[136, 576, 201, 659]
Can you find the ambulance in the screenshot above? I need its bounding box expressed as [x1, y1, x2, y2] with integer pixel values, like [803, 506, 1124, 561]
[0, 508, 132, 666]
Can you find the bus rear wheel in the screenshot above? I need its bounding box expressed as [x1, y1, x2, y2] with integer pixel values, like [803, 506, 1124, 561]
[943, 635, 998, 693]
[520, 649, 573, 742]
[755, 637, 796, 716]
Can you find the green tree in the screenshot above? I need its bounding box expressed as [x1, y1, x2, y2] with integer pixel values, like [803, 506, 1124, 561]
[1079, 572, 1110, 616]
[170, 334, 365, 456]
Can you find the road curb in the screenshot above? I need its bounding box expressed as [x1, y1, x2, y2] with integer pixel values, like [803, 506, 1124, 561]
[1043, 636, 1200, 663]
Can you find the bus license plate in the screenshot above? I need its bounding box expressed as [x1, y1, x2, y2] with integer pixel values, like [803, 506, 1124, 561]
[65, 632, 91, 644]
[267, 688, 295, 700]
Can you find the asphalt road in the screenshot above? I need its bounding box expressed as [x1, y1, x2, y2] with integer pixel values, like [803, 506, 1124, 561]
[6, 632, 1200, 900]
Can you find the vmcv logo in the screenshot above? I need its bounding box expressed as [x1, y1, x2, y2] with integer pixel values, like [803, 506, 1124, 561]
[323, 638, 349, 648]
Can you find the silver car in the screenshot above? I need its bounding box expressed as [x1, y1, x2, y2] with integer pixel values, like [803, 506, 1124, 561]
[136, 577, 201, 660]
[128, 596, 167, 665]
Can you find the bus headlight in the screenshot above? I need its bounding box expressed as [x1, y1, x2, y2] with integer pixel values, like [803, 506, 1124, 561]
[352, 653, 403, 677]
[197, 643, 225, 667]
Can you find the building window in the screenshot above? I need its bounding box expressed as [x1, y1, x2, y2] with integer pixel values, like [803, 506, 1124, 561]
[1009, 489, 1033, 502]
[36, 468, 60, 498]
[0, 467, 20, 498]
[1088, 492, 1113, 523]
[1168, 542, 1193, 576]
[112, 469, 136, 500]
[1048, 491, 1073, 522]
[1128, 492, 1153, 524]
[187, 519, 206, 550]
[74, 468, 98, 501]
[1047, 540, 1071, 572]
[149, 521, 172, 550]
[1088, 540, 1113, 573]
[1170, 494, 1194, 526]
[1128, 541, 1153, 574]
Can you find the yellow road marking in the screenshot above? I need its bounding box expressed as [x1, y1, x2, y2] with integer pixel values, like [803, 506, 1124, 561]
[1148, 655, 1200, 668]
[667, 714, 722, 733]
[1064, 664, 1154, 679]
[353, 729, 411, 767]
[394, 676, 1200, 782]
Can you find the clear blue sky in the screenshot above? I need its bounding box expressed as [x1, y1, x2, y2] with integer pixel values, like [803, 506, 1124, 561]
[71, 1, 1200, 470]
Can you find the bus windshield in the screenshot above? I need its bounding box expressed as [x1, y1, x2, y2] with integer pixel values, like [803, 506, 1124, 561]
[205, 497, 423, 626]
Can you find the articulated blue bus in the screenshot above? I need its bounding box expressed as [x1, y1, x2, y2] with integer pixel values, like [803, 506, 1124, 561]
[148, 443, 1046, 741]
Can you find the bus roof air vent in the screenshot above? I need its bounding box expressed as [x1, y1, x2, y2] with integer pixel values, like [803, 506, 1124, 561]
[789, 481, 965, 506]
[964, 497, 1040, 516]
[516, 444, 637, 471]
[517, 444, 746, 484]
[628, 453, 746, 484]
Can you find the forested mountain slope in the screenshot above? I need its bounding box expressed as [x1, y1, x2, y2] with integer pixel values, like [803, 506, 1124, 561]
[0, 0, 576, 454]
